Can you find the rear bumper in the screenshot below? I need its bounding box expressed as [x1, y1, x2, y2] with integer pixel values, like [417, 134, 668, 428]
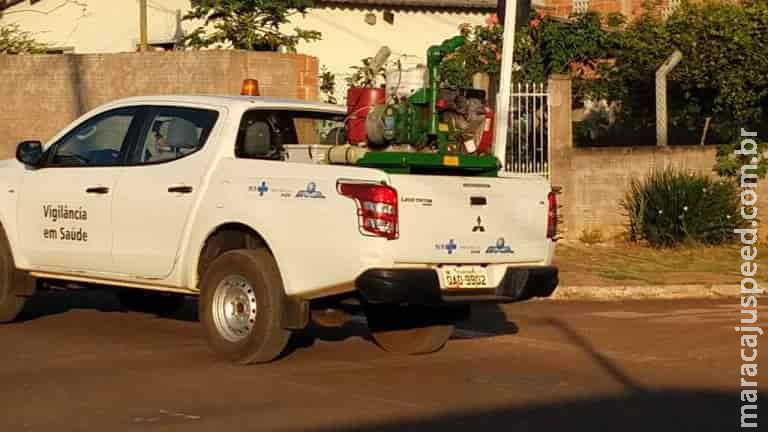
[355, 266, 558, 306]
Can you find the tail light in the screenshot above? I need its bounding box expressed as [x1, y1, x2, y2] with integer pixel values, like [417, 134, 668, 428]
[338, 181, 399, 240]
[547, 191, 557, 239]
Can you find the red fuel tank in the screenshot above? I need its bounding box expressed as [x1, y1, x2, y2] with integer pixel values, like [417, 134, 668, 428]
[477, 106, 494, 154]
[346, 87, 386, 145]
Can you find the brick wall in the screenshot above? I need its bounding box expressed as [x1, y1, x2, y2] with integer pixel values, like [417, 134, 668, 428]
[537, 0, 668, 18]
[547, 75, 767, 240]
[0, 50, 319, 158]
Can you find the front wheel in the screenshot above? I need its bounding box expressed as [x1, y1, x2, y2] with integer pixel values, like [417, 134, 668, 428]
[0, 229, 27, 323]
[365, 305, 456, 355]
[199, 249, 291, 364]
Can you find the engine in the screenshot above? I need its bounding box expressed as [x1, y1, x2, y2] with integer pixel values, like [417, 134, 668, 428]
[331, 40, 499, 175]
[365, 87, 493, 155]
[344, 41, 494, 156]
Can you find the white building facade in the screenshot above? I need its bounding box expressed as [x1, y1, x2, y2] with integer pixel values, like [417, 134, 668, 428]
[1, 0, 495, 99]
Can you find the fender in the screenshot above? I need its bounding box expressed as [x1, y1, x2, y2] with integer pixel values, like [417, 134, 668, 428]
[0, 179, 31, 271]
[182, 220, 291, 294]
[0, 217, 35, 297]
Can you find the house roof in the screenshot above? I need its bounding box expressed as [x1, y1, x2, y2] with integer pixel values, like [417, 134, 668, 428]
[317, 0, 497, 10]
[1, 0, 497, 13]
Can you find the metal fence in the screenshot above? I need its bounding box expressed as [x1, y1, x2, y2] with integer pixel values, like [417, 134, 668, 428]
[501, 81, 551, 177]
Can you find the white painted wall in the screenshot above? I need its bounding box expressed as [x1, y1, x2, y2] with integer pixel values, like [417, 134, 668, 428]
[2, 1, 488, 99]
[289, 7, 487, 99]
[0, 0, 193, 53]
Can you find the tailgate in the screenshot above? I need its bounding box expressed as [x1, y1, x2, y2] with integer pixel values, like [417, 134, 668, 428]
[390, 174, 551, 264]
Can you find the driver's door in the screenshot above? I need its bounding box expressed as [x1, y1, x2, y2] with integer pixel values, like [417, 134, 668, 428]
[17, 107, 141, 273]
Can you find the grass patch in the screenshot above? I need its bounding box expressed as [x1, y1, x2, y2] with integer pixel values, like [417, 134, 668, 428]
[554, 242, 767, 286]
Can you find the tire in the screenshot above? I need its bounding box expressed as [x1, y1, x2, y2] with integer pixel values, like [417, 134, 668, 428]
[116, 289, 186, 316]
[0, 229, 27, 323]
[199, 249, 291, 364]
[365, 305, 455, 355]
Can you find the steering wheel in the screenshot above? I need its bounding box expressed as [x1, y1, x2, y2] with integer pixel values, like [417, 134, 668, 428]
[57, 153, 91, 165]
[102, 149, 121, 160]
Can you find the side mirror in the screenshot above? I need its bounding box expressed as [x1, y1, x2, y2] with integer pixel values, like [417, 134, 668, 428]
[16, 140, 43, 167]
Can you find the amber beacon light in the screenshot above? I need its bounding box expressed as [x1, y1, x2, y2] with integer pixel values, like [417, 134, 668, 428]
[241, 79, 260, 96]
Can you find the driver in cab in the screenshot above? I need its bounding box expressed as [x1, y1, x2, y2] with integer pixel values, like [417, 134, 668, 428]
[143, 118, 200, 162]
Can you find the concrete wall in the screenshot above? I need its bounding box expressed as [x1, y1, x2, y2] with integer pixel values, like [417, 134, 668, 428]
[548, 75, 767, 240]
[0, 50, 318, 158]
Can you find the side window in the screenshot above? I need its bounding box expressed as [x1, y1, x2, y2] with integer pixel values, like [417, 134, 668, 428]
[47, 108, 137, 167]
[236, 110, 346, 159]
[132, 107, 218, 164]
[236, 111, 284, 160]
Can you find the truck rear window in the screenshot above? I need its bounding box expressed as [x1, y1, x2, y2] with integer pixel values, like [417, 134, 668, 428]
[236, 109, 345, 159]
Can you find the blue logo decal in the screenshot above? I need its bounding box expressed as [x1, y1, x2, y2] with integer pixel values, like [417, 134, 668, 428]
[249, 181, 269, 196]
[486, 237, 513, 254]
[435, 239, 458, 254]
[296, 182, 325, 199]
[257, 181, 269, 196]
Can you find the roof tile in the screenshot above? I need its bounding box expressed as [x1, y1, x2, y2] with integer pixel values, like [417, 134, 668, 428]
[318, 0, 497, 10]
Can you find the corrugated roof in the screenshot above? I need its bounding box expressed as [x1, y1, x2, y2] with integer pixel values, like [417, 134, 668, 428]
[1, 0, 497, 13]
[317, 0, 498, 10]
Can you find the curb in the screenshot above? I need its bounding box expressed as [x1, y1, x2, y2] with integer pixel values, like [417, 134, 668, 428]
[551, 284, 757, 301]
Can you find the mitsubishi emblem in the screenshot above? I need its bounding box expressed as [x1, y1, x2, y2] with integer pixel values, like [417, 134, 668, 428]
[472, 216, 485, 232]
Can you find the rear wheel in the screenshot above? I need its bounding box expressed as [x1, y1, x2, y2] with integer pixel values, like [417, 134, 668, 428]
[365, 305, 455, 355]
[199, 249, 291, 364]
[0, 229, 27, 323]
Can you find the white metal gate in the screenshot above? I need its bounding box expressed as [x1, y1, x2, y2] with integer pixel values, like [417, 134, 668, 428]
[501, 81, 551, 177]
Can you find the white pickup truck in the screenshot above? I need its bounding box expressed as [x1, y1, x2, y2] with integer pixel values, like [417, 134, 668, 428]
[0, 95, 558, 363]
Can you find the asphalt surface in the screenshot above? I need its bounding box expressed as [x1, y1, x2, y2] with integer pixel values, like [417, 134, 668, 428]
[0, 289, 764, 431]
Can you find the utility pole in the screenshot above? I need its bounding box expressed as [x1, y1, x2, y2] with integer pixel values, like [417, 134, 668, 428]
[655, 50, 682, 147]
[492, 0, 519, 169]
[139, 0, 148, 51]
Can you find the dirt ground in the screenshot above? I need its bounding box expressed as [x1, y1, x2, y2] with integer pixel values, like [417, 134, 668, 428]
[0, 289, 763, 431]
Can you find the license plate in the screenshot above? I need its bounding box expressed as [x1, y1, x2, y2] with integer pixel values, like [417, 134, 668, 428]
[441, 267, 490, 289]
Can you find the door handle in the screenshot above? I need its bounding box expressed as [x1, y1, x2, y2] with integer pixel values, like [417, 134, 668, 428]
[168, 185, 194, 194]
[85, 186, 109, 194]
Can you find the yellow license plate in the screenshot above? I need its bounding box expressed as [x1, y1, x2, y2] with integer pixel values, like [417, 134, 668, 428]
[442, 267, 490, 289]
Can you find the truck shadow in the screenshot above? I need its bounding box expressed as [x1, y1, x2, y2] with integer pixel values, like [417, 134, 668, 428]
[285, 304, 519, 355]
[17, 288, 124, 322]
[454, 303, 519, 339]
[16, 287, 200, 323]
[17, 290, 521, 340]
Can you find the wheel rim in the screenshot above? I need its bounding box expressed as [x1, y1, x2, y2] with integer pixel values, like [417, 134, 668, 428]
[212, 274, 258, 343]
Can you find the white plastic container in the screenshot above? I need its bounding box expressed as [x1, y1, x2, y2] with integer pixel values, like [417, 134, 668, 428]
[283, 144, 332, 164]
[386, 61, 427, 99]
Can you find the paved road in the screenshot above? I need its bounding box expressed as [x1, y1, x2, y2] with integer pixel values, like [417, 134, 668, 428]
[0, 289, 763, 431]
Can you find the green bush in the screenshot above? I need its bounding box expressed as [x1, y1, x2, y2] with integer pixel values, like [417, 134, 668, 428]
[622, 168, 748, 247]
